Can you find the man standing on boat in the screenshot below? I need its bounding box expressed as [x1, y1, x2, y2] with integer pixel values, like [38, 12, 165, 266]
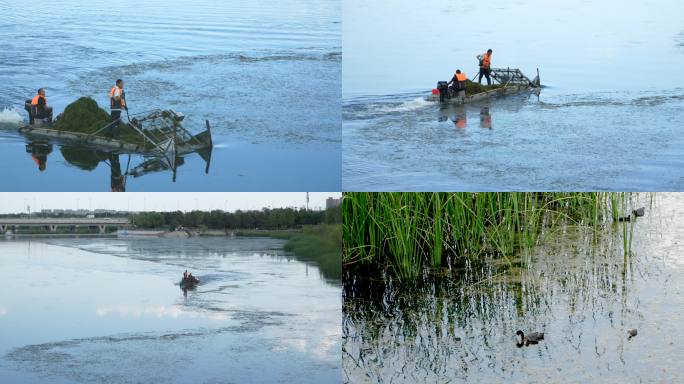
[477, 49, 493, 85]
[109, 79, 127, 140]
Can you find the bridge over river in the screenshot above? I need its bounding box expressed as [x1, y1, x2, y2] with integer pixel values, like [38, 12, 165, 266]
[1, 218, 130, 233]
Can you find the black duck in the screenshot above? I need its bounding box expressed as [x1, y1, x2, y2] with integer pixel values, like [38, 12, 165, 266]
[516, 330, 544, 343]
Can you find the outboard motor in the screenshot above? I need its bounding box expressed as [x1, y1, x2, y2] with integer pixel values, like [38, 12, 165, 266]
[24, 100, 33, 125]
[437, 81, 450, 103]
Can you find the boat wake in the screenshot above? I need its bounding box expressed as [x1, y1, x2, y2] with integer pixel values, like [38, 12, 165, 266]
[0, 105, 26, 127]
[343, 96, 436, 121]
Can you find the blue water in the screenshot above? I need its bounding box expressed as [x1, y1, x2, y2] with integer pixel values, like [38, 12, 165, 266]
[0, 0, 341, 191]
[343, 0, 684, 191]
[0, 236, 341, 383]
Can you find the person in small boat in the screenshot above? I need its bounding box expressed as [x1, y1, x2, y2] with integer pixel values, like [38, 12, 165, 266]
[447, 70, 467, 95]
[477, 49, 493, 85]
[184, 270, 188, 278]
[31, 89, 53, 125]
[109, 79, 127, 140]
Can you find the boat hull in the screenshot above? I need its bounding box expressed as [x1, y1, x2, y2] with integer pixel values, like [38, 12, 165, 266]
[427, 84, 539, 103]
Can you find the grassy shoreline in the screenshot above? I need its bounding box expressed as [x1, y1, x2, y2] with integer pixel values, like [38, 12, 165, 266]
[236, 225, 341, 280]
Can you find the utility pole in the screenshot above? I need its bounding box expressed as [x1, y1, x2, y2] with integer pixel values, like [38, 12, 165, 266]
[306, 192, 309, 211]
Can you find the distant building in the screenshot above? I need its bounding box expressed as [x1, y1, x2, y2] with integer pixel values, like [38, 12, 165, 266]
[326, 197, 341, 209]
[41, 209, 52, 214]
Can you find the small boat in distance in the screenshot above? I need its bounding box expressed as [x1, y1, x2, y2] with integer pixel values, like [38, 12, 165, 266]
[180, 275, 201, 288]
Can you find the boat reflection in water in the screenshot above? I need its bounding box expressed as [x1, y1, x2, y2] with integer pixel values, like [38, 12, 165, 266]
[480, 107, 492, 129]
[25, 140, 212, 189]
[25, 141, 54, 172]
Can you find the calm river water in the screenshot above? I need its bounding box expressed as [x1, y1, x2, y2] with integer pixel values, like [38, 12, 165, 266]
[343, 0, 684, 191]
[343, 193, 684, 382]
[0, 236, 341, 383]
[0, 0, 341, 191]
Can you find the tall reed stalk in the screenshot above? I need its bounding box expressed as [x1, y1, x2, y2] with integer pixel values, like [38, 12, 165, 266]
[343, 192, 641, 279]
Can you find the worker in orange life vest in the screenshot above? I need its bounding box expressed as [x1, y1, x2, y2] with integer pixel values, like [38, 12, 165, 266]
[109, 79, 127, 139]
[26, 141, 53, 172]
[477, 49, 493, 85]
[30, 89, 53, 125]
[447, 70, 467, 95]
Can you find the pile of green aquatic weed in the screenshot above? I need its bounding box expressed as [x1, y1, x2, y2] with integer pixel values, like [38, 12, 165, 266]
[465, 80, 505, 95]
[52, 97, 154, 148]
[53, 97, 110, 134]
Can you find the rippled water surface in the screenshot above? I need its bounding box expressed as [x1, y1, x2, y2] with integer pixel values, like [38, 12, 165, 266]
[343, 0, 684, 190]
[0, 0, 341, 191]
[343, 193, 684, 383]
[0, 236, 341, 383]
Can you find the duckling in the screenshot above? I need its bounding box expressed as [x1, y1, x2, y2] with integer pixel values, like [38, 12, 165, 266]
[516, 330, 544, 344]
[627, 329, 637, 338]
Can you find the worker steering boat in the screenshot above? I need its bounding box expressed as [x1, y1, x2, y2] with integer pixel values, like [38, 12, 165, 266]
[429, 49, 541, 104]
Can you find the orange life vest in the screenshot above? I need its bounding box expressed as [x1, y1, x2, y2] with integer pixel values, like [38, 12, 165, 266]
[481, 115, 492, 129]
[456, 119, 466, 129]
[31, 94, 46, 105]
[30, 94, 47, 115]
[453, 73, 467, 91]
[110, 87, 125, 110]
[480, 53, 491, 68]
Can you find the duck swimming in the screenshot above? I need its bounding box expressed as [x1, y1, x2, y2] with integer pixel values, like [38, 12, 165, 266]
[627, 329, 637, 338]
[517, 330, 544, 344]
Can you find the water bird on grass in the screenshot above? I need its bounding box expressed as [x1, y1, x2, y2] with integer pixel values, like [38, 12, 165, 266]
[627, 329, 638, 338]
[516, 330, 544, 346]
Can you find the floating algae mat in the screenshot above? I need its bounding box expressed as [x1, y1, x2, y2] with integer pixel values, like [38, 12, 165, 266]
[19, 97, 213, 155]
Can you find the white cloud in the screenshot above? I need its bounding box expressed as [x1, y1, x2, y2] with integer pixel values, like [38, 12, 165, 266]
[95, 305, 230, 321]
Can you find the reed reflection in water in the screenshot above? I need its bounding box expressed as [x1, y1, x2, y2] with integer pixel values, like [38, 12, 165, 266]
[343, 193, 684, 383]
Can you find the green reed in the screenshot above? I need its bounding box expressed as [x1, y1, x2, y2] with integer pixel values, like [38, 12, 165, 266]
[343, 192, 640, 280]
